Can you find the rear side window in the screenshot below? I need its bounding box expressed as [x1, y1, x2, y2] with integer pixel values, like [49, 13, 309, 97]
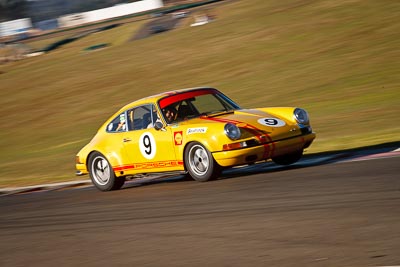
[107, 112, 127, 132]
[128, 104, 156, 131]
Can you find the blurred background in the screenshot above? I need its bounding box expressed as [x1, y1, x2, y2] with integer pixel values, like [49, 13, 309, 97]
[0, 0, 399, 187]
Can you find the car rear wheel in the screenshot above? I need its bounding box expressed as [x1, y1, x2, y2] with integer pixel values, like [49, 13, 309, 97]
[272, 149, 303, 165]
[89, 152, 125, 191]
[185, 142, 220, 182]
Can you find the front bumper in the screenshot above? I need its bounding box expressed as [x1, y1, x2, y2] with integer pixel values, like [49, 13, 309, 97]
[213, 133, 316, 167]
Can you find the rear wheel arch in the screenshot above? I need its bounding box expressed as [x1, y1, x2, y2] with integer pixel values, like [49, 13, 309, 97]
[87, 151, 125, 191]
[86, 151, 99, 170]
[87, 150, 123, 175]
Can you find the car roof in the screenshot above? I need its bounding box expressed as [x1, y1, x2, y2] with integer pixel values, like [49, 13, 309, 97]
[99, 87, 223, 131]
[118, 87, 217, 111]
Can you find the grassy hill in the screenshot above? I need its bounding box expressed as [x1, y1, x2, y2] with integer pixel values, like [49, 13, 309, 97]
[0, 0, 399, 187]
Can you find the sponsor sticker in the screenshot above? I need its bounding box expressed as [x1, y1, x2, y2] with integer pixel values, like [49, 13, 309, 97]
[174, 131, 183, 145]
[107, 123, 113, 131]
[187, 127, 207, 135]
[119, 113, 126, 123]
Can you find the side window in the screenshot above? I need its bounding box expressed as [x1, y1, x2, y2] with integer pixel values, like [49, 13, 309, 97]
[128, 104, 157, 131]
[107, 112, 127, 133]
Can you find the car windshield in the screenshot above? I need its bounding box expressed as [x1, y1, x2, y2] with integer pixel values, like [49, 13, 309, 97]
[158, 89, 240, 123]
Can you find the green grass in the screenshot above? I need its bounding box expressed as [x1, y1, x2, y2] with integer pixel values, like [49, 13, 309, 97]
[0, 0, 399, 187]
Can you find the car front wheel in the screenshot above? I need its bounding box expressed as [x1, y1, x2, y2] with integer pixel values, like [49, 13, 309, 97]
[185, 142, 220, 182]
[88, 152, 125, 191]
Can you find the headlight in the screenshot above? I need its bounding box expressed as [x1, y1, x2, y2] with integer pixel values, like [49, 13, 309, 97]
[224, 123, 241, 140]
[294, 108, 309, 124]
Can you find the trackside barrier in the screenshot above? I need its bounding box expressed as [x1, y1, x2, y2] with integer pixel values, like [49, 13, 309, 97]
[40, 24, 120, 53]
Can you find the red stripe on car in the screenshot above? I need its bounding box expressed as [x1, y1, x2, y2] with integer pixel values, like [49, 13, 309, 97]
[114, 160, 184, 172]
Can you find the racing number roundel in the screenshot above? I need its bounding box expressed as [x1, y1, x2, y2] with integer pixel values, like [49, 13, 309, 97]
[139, 132, 156, 159]
[257, 117, 286, 127]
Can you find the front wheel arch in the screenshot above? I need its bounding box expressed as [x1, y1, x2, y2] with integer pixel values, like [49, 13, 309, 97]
[183, 141, 221, 182]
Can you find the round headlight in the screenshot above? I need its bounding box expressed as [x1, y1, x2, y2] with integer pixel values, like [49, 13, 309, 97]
[294, 108, 309, 124]
[224, 123, 241, 140]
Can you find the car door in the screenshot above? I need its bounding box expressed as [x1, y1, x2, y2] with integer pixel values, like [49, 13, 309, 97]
[122, 104, 182, 173]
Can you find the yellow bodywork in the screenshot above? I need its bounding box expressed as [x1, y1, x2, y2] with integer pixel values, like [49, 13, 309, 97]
[76, 88, 316, 177]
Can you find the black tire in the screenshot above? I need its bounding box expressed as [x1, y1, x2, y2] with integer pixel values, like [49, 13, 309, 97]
[184, 142, 221, 182]
[88, 152, 125, 191]
[272, 149, 303, 165]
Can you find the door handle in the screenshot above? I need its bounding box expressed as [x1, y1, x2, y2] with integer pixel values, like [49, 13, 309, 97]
[123, 138, 132, 142]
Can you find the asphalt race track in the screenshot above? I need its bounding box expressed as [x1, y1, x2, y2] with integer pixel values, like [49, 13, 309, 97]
[1, 154, 399, 266]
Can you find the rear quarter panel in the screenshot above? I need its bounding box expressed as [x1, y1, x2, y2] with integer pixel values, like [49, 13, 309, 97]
[79, 130, 130, 172]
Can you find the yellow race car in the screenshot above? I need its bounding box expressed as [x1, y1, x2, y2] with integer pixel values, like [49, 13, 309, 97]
[76, 87, 316, 191]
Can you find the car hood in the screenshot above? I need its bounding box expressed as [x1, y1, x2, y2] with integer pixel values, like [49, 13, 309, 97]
[177, 108, 304, 142]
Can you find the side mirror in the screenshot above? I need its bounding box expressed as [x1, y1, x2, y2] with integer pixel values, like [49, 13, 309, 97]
[154, 121, 165, 131]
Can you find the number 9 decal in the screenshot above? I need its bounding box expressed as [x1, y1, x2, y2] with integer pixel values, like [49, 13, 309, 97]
[139, 132, 156, 159]
[257, 117, 286, 127]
